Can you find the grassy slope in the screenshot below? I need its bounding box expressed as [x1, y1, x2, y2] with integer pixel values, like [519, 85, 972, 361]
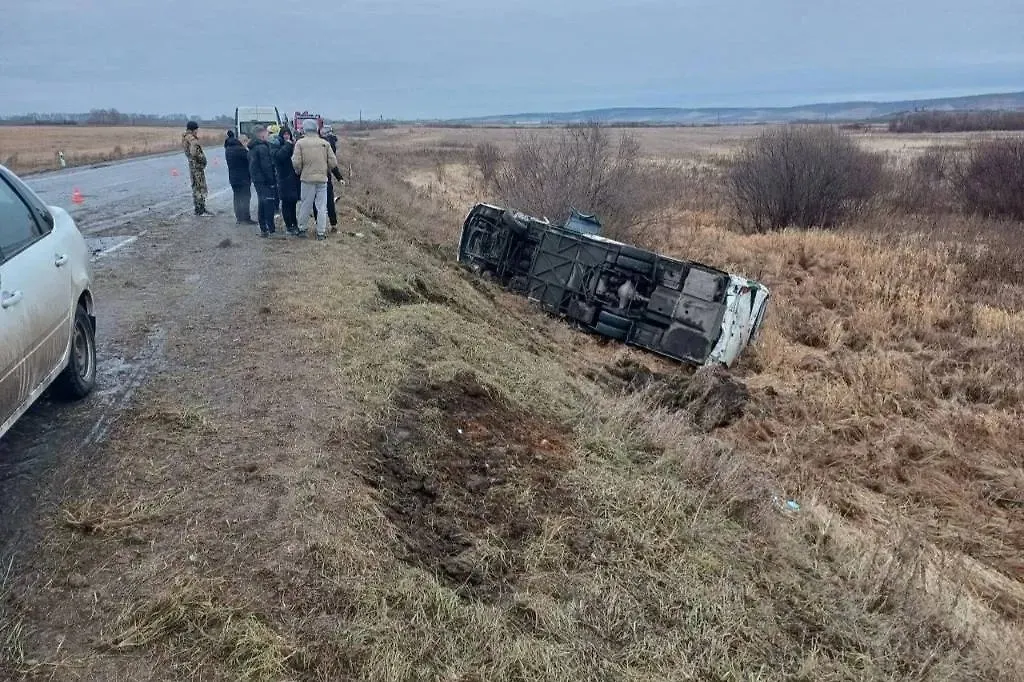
[1, 137, 1021, 681]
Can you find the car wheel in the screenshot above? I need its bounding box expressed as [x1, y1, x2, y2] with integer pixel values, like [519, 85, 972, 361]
[594, 321, 629, 342]
[54, 304, 97, 401]
[598, 310, 633, 331]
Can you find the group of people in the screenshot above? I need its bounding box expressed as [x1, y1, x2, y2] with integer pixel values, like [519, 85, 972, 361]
[182, 119, 343, 241]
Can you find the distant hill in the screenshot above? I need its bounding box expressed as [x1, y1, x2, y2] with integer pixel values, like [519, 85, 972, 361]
[448, 91, 1024, 126]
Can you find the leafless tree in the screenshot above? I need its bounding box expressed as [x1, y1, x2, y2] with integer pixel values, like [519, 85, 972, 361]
[952, 137, 1024, 220]
[488, 123, 677, 240]
[726, 125, 884, 232]
[473, 142, 502, 187]
[889, 111, 1024, 133]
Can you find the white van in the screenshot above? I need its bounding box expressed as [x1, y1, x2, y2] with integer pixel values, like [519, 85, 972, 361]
[235, 106, 285, 139]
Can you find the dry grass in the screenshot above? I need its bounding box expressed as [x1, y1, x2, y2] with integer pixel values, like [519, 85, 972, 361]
[657, 217, 1024, 580]
[0, 125, 223, 174]
[356, 124, 1024, 163]
[104, 577, 299, 680]
[2, 126, 1022, 680]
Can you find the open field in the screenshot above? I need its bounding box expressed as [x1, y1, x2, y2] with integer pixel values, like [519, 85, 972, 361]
[0, 125, 224, 174]
[357, 124, 1024, 160]
[1, 125, 1022, 680]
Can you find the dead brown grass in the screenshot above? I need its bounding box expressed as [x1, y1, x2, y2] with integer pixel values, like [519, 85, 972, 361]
[0, 125, 223, 174]
[1, 126, 1021, 681]
[104, 577, 299, 680]
[356, 124, 1023, 163]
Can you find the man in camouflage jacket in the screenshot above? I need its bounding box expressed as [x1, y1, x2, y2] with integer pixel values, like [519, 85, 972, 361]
[182, 121, 212, 216]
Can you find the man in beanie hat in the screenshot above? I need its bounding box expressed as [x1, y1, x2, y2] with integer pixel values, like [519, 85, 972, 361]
[292, 117, 339, 240]
[182, 121, 212, 216]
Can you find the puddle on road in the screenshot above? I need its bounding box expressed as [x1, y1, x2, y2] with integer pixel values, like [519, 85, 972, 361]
[94, 356, 143, 398]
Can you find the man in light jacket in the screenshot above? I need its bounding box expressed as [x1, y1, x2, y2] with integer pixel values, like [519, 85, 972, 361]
[292, 118, 339, 240]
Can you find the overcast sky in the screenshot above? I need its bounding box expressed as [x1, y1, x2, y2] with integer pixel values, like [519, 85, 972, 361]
[1, 0, 1021, 119]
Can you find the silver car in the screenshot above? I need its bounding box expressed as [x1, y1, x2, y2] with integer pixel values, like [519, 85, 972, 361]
[0, 165, 97, 439]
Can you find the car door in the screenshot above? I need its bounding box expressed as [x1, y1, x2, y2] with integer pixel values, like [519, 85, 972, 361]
[0, 254, 29, 427]
[0, 173, 70, 415]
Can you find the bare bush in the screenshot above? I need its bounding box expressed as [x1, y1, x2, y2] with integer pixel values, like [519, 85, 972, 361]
[952, 137, 1024, 220]
[888, 146, 960, 214]
[489, 123, 682, 240]
[727, 125, 884, 232]
[473, 141, 501, 187]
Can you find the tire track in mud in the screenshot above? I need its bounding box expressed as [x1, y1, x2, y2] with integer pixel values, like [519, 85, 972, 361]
[82, 328, 167, 447]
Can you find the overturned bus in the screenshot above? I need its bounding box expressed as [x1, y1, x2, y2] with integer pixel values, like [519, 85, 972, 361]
[457, 204, 770, 368]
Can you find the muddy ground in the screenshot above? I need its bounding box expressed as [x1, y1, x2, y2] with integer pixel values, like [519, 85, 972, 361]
[0, 180, 254, 552]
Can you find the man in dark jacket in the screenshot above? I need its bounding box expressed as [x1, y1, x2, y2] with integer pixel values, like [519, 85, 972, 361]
[316, 125, 342, 231]
[224, 131, 255, 224]
[274, 128, 301, 235]
[248, 126, 279, 237]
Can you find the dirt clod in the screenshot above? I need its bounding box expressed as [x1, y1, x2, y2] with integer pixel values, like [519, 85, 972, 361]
[67, 573, 89, 588]
[597, 358, 749, 430]
[366, 371, 572, 601]
[376, 281, 420, 305]
[676, 365, 750, 431]
[123, 533, 148, 546]
[376, 275, 460, 310]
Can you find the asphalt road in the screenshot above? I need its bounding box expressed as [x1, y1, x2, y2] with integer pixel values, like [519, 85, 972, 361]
[0, 150, 245, 552]
[29, 150, 233, 236]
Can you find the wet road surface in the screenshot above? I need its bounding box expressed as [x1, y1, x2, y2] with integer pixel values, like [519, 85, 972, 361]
[0, 150, 247, 552]
[29, 151, 232, 236]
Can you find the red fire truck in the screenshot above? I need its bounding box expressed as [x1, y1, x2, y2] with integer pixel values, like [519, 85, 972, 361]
[292, 111, 323, 135]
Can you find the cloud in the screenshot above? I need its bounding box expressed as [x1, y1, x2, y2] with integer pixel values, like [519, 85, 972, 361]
[1, 0, 1021, 118]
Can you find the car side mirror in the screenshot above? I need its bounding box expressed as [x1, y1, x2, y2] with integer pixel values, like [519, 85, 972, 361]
[38, 208, 54, 233]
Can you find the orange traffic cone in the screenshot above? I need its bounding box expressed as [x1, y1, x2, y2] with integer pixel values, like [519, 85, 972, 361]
[171, 168, 180, 177]
[71, 188, 84, 204]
